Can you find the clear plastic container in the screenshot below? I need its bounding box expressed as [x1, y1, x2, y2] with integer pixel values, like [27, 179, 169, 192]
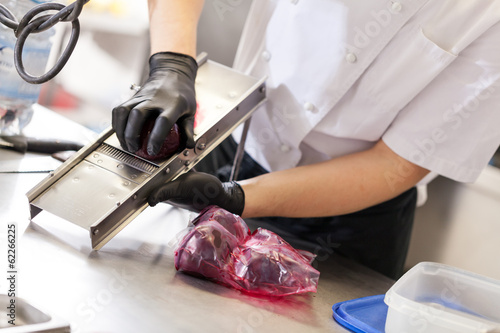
[384, 262, 500, 333]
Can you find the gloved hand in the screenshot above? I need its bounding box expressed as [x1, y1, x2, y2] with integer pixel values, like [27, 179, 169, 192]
[112, 52, 198, 155]
[148, 172, 245, 216]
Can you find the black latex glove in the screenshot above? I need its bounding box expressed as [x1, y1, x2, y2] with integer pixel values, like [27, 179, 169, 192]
[112, 52, 198, 155]
[148, 172, 245, 216]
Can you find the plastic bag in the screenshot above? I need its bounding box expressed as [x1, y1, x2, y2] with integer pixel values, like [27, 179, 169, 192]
[174, 206, 320, 296]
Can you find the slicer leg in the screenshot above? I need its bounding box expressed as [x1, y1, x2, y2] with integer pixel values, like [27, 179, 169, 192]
[29, 204, 42, 220]
[229, 117, 252, 182]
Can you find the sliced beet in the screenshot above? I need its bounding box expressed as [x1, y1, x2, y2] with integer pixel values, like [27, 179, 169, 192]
[134, 119, 180, 161]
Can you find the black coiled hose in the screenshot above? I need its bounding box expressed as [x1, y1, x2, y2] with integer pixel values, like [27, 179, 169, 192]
[0, 0, 89, 84]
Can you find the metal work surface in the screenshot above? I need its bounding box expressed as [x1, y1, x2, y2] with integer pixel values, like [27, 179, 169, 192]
[27, 55, 266, 250]
[21, 210, 394, 333]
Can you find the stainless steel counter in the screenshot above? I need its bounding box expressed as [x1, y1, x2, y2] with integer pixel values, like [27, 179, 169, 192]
[1, 105, 394, 333]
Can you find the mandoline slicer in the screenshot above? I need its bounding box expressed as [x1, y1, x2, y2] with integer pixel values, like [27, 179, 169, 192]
[27, 53, 266, 250]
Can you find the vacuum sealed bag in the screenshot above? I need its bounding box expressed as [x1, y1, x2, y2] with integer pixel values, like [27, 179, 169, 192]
[174, 206, 320, 296]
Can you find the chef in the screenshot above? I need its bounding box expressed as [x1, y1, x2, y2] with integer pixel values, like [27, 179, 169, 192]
[112, 0, 500, 279]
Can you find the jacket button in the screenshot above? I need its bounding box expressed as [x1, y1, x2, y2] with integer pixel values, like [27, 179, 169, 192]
[261, 50, 271, 62]
[303, 102, 316, 112]
[391, 2, 402, 12]
[346, 52, 357, 63]
[280, 144, 291, 153]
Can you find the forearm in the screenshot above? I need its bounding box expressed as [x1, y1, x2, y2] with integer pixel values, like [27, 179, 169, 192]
[239, 140, 429, 218]
[147, 0, 204, 57]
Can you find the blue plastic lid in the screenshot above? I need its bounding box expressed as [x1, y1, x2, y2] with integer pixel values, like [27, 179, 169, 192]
[332, 295, 388, 333]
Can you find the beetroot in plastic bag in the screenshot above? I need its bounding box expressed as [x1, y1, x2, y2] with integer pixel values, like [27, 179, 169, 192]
[174, 206, 320, 296]
[191, 205, 250, 243]
[174, 220, 238, 279]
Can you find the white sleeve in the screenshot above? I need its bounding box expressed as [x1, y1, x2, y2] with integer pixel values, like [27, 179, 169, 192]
[383, 22, 500, 183]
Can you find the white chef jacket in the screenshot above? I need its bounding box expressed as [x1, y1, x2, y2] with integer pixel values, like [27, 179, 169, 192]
[231, 0, 500, 187]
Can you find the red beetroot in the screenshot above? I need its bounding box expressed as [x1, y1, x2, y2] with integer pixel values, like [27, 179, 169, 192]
[174, 220, 239, 279]
[134, 119, 180, 161]
[193, 206, 250, 243]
